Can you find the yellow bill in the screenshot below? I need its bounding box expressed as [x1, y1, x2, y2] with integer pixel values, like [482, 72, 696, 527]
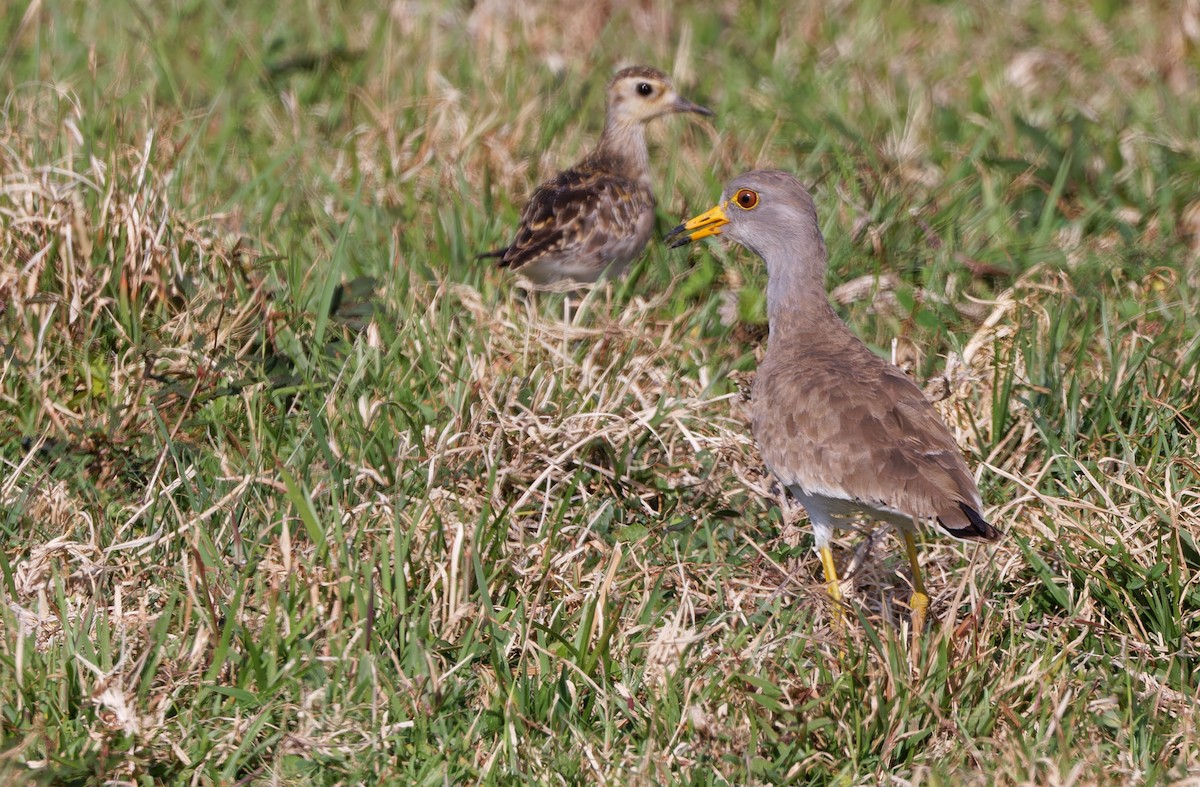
[666, 202, 730, 248]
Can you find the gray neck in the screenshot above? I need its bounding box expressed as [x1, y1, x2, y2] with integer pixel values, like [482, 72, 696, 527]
[758, 223, 834, 339]
[594, 118, 650, 183]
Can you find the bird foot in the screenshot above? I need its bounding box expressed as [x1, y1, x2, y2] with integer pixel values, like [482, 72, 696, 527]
[909, 590, 930, 637]
[828, 583, 847, 634]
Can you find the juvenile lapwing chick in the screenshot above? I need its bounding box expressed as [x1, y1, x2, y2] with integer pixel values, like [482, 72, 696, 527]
[667, 170, 1000, 634]
[481, 66, 712, 285]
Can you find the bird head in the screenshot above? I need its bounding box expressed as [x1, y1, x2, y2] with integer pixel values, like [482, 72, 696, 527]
[666, 170, 823, 264]
[606, 66, 714, 127]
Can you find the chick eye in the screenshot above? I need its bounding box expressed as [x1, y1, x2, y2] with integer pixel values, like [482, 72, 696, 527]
[734, 189, 759, 209]
[637, 82, 654, 96]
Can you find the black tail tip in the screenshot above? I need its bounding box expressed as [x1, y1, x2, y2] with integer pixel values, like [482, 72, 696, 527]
[941, 501, 1002, 542]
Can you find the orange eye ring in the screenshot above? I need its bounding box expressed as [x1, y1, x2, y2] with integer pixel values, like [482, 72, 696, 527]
[733, 189, 759, 210]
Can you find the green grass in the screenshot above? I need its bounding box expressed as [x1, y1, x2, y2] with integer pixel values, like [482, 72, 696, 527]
[2, 0, 1199, 783]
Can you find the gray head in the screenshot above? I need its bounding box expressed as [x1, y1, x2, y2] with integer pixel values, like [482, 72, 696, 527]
[605, 66, 714, 128]
[666, 170, 831, 320]
[667, 170, 825, 263]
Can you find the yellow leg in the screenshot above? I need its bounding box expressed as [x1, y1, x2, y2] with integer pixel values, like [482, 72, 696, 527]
[901, 529, 929, 636]
[819, 545, 845, 629]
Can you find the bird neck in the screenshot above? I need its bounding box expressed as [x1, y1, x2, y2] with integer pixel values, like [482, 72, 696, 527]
[594, 119, 651, 183]
[762, 231, 836, 339]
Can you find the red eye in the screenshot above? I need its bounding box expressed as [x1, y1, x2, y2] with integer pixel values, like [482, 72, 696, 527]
[734, 189, 759, 209]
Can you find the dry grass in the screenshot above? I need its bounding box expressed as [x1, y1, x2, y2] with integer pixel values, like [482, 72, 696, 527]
[2, 0, 1199, 783]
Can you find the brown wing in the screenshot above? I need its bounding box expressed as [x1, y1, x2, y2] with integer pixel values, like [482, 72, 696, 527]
[752, 335, 998, 541]
[492, 167, 653, 271]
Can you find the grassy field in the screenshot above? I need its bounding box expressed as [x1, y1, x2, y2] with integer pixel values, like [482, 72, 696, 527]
[2, 0, 1199, 783]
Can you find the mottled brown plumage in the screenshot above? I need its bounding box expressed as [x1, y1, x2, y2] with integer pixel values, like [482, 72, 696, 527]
[481, 66, 712, 285]
[668, 170, 999, 631]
